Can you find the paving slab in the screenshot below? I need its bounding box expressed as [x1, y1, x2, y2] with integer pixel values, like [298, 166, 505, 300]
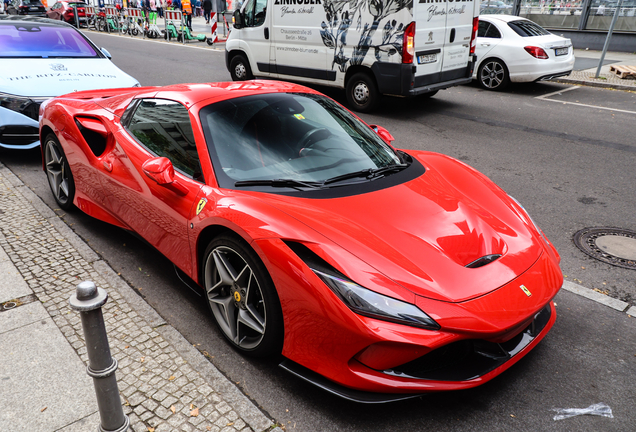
[0, 314, 97, 432]
[0, 239, 32, 302]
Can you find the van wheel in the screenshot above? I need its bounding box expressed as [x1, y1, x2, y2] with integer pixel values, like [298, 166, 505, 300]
[230, 54, 253, 81]
[346, 72, 378, 113]
[478, 58, 510, 91]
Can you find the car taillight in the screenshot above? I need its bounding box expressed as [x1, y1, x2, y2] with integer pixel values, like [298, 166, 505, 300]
[470, 16, 478, 55]
[524, 46, 549, 59]
[402, 22, 415, 64]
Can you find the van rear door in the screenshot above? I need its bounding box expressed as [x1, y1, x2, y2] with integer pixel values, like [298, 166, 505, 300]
[413, 0, 477, 83]
[412, 1, 447, 80]
[441, 0, 476, 73]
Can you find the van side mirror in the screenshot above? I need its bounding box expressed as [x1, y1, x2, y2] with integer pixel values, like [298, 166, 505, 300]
[233, 9, 244, 29]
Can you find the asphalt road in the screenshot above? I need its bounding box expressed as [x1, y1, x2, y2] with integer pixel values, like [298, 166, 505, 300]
[1, 28, 635, 431]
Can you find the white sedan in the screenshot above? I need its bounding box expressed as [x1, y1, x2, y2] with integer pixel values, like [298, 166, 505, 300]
[0, 16, 139, 150]
[473, 15, 575, 90]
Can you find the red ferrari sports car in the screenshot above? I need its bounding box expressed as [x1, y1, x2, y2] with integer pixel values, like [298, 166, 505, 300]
[39, 81, 563, 402]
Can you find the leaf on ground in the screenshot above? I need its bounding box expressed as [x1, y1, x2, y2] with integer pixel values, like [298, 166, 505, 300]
[170, 405, 176, 414]
[190, 407, 199, 417]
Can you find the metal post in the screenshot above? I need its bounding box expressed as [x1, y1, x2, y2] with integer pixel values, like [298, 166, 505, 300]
[69, 281, 130, 432]
[73, 4, 79, 28]
[595, 0, 623, 78]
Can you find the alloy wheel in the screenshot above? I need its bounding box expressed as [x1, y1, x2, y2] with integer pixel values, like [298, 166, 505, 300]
[204, 245, 266, 350]
[44, 138, 72, 207]
[480, 60, 506, 89]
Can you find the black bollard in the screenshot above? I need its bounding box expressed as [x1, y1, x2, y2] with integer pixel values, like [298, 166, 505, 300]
[70, 281, 130, 432]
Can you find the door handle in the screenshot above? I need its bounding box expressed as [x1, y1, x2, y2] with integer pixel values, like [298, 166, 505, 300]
[103, 160, 113, 172]
[264, 27, 269, 39]
[481, 43, 491, 47]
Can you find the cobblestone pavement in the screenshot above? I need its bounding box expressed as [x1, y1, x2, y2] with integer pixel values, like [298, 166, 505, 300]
[0, 162, 277, 432]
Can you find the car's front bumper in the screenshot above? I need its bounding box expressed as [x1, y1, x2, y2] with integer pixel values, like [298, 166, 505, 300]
[258, 237, 563, 396]
[0, 107, 41, 149]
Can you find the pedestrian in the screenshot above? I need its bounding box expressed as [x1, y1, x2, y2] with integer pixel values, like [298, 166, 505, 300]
[157, 0, 163, 18]
[194, 0, 201, 17]
[172, 0, 181, 10]
[181, 0, 192, 29]
[3, 0, 9, 14]
[596, 3, 605, 15]
[149, 0, 157, 23]
[202, 0, 211, 23]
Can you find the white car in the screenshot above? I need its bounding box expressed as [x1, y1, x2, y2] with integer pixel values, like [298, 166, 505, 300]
[0, 16, 139, 150]
[473, 15, 575, 90]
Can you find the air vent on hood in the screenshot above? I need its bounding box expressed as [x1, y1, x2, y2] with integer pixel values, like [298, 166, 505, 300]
[465, 254, 502, 269]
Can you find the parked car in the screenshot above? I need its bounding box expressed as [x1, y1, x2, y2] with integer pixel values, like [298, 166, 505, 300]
[46, 0, 87, 26]
[474, 15, 575, 90]
[40, 80, 563, 401]
[5, 0, 47, 16]
[0, 16, 139, 150]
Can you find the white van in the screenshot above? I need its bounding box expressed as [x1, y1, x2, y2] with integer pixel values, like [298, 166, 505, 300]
[225, 0, 480, 111]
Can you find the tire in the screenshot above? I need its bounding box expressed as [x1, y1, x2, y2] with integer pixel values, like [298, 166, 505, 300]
[345, 72, 379, 113]
[478, 58, 510, 91]
[97, 19, 106, 32]
[43, 134, 75, 210]
[131, 27, 139, 36]
[202, 235, 283, 357]
[206, 37, 214, 45]
[229, 54, 253, 81]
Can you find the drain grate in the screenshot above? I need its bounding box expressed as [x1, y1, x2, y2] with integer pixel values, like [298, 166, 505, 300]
[0, 294, 38, 313]
[573, 227, 636, 270]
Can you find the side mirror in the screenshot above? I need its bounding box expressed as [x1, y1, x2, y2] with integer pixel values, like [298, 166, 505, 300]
[142, 157, 189, 196]
[100, 47, 112, 59]
[233, 9, 243, 29]
[369, 124, 395, 144]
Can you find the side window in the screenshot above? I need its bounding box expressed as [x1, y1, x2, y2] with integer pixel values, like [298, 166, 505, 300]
[126, 98, 203, 182]
[485, 24, 502, 38]
[478, 21, 501, 39]
[477, 20, 490, 38]
[243, 0, 266, 27]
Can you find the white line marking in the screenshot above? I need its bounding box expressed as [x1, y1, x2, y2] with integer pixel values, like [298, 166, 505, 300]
[562, 280, 630, 312]
[536, 85, 636, 115]
[84, 30, 225, 52]
[536, 85, 581, 100]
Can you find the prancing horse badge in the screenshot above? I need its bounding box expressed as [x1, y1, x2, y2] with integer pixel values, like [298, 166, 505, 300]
[520, 285, 532, 297]
[196, 198, 207, 215]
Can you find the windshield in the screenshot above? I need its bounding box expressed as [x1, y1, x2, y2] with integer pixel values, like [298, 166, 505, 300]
[199, 93, 402, 190]
[0, 23, 98, 58]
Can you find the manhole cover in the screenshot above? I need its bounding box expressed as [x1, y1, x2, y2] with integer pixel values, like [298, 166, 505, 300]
[573, 227, 636, 270]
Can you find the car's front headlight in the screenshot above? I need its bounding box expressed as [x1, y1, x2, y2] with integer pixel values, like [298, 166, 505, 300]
[509, 196, 549, 243]
[0, 93, 34, 114]
[313, 269, 440, 330]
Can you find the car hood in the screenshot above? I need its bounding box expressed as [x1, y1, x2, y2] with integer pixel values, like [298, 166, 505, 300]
[257, 152, 543, 303]
[0, 58, 139, 98]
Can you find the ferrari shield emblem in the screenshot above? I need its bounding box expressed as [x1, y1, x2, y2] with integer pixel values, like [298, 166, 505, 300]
[196, 198, 207, 216]
[520, 285, 532, 297]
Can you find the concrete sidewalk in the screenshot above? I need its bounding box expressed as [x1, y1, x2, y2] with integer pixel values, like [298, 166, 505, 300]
[0, 163, 277, 431]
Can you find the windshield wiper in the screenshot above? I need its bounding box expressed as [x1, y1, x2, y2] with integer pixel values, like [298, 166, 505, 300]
[322, 163, 408, 186]
[234, 179, 322, 189]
